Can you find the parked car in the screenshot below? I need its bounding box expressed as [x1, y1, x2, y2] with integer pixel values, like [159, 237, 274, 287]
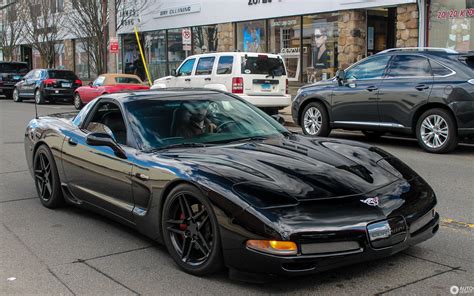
[25, 88, 438, 280]
[73, 73, 149, 109]
[151, 52, 291, 115]
[292, 48, 474, 153]
[0, 61, 29, 99]
[13, 69, 82, 104]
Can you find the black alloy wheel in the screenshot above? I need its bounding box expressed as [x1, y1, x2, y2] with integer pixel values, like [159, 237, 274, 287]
[33, 145, 64, 208]
[162, 184, 222, 276]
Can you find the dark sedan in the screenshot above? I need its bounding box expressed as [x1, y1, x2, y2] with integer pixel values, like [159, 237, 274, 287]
[292, 48, 474, 153]
[13, 69, 82, 104]
[0, 61, 29, 99]
[24, 88, 439, 280]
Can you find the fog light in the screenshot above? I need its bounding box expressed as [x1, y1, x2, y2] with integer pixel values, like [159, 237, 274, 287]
[246, 240, 297, 256]
[367, 220, 391, 242]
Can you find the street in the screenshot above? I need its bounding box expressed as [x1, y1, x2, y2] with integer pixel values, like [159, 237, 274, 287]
[1, 98, 473, 295]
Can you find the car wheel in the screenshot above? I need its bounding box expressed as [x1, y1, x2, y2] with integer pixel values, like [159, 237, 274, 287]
[416, 108, 457, 153]
[162, 184, 223, 276]
[301, 102, 330, 137]
[33, 145, 65, 208]
[13, 88, 22, 102]
[362, 130, 385, 140]
[74, 93, 83, 110]
[35, 89, 45, 104]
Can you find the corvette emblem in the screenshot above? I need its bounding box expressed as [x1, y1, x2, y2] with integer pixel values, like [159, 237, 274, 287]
[360, 197, 379, 206]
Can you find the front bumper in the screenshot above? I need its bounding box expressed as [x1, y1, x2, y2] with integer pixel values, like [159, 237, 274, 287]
[223, 212, 439, 277]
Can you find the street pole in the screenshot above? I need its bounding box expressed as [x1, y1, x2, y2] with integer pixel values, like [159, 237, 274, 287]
[102, 0, 108, 73]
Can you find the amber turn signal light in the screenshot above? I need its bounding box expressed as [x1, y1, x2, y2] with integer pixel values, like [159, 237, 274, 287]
[246, 240, 297, 256]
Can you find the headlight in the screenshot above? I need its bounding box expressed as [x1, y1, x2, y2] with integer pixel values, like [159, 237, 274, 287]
[246, 240, 297, 256]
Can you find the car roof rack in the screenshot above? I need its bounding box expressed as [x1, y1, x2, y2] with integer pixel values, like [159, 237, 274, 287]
[378, 47, 459, 54]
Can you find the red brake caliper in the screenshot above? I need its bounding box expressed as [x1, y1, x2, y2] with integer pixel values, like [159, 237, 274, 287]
[179, 213, 187, 230]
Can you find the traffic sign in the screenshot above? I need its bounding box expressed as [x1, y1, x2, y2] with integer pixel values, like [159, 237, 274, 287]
[182, 29, 191, 45]
[110, 37, 119, 54]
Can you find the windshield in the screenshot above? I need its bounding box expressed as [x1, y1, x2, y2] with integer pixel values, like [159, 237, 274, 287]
[0, 63, 28, 73]
[125, 93, 287, 151]
[47, 70, 78, 80]
[241, 56, 286, 76]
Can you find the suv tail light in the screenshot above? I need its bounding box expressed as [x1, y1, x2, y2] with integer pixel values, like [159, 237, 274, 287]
[44, 79, 57, 87]
[232, 77, 244, 94]
[286, 78, 289, 94]
[75, 79, 82, 86]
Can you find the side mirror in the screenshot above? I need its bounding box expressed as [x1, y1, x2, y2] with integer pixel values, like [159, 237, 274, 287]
[171, 69, 177, 77]
[88, 81, 93, 87]
[335, 70, 345, 81]
[86, 132, 127, 159]
[271, 114, 285, 125]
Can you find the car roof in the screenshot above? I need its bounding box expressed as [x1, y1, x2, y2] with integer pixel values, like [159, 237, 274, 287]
[98, 73, 143, 85]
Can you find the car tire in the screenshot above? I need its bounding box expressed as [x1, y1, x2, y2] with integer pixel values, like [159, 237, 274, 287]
[362, 130, 385, 140]
[162, 184, 223, 276]
[416, 108, 457, 153]
[12, 88, 22, 102]
[33, 145, 65, 209]
[74, 93, 83, 110]
[35, 89, 45, 104]
[301, 102, 331, 137]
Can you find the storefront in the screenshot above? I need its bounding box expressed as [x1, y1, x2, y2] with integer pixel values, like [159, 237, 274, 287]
[118, 0, 419, 84]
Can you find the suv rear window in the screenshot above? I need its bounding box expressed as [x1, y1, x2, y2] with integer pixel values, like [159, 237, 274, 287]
[47, 70, 78, 80]
[0, 63, 28, 73]
[241, 56, 286, 76]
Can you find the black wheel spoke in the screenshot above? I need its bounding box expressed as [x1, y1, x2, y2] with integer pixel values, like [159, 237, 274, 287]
[35, 173, 44, 182]
[181, 238, 193, 262]
[167, 226, 185, 236]
[40, 181, 46, 198]
[179, 194, 194, 219]
[45, 181, 52, 196]
[193, 209, 206, 220]
[166, 219, 185, 225]
[195, 236, 210, 256]
[198, 214, 209, 231]
[197, 232, 211, 253]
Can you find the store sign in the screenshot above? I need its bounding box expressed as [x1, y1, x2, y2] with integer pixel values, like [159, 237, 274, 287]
[280, 47, 307, 55]
[155, 3, 201, 18]
[248, 0, 274, 6]
[110, 37, 119, 54]
[272, 19, 297, 27]
[436, 8, 474, 19]
[182, 29, 192, 45]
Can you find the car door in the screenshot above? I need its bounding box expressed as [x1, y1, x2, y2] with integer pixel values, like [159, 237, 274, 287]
[17, 70, 34, 96]
[61, 99, 135, 222]
[377, 54, 434, 128]
[192, 56, 216, 88]
[83, 76, 106, 102]
[331, 55, 392, 125]
[22, 70, 43, 97]
[173, 58, 196, 87]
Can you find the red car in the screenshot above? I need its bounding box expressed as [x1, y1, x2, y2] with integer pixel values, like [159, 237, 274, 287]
[74, 74, 149, 109]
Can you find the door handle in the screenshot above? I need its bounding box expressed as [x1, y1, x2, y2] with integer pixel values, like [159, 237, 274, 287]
[366, 86, 378, 92]
[185, 78, 191, 82]
[67, 137, 77, 146]
[415, 84, 429, 91]
[134, 173, 149, 181]
[204, 78, 211, 81]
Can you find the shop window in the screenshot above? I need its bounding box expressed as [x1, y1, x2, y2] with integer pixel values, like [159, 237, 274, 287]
[428, 0, 473, 51]
[217, 56, 233, 75]
[302, 13, 339, 83]
[168, 28, 190, 74]
[268, 17, 301, 81]
[144, 30, 166, 80]
[123, 34, 145, 80]
[193, 25, 219, 54]
[237, 20, 266, 52]
[195, 57, 215, 75]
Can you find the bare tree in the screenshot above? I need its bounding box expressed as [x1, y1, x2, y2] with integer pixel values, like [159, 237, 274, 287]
[21, 0, 66, 68]
[1, 1, 26, 61]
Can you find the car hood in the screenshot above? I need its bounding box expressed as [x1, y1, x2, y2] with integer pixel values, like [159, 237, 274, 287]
[160, 135, 406, 205]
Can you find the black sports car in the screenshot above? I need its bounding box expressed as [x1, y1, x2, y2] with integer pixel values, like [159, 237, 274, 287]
[24, 88, 439, 280]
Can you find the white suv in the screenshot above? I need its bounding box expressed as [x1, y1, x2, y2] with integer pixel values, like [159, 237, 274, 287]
[151, 52, 291, 114]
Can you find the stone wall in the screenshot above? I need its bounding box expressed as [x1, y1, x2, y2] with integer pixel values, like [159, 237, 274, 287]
[217, 23, 234, 52]
[338, 9, 367, 69]
[396, 4, 419, 47]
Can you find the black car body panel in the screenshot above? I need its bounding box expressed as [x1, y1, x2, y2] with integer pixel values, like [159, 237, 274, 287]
[24, 89, 438, 277]
[292, 51, 474, 137]
[0, 62, 29, 97]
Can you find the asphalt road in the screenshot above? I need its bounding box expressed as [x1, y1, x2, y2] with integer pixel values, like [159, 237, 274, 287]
[1, 98, 473, 295]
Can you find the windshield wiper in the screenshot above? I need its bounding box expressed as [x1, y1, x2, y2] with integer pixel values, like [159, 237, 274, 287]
[147, 142, 208, 152]
[226, 136, 269, 144]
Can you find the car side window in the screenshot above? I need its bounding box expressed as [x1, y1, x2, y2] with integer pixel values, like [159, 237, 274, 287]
[177, 59, 195, 76]
[429, 60, 453, 77]
[33, 70, 42, 79]
[345, 56, 391, 80]
[24, 70, 34, 79]
[195, 57, 215, 75]
[93, 76, 106, 86]
[387, 55, 432, 77]
[217, 56, 234, 75]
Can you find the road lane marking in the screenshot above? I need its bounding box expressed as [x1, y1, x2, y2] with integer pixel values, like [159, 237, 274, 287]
[441, 218, 474, 231]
